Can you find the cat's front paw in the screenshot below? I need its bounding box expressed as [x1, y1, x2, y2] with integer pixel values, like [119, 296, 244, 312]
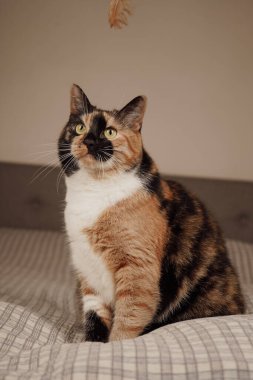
[85, 311, 109, 343]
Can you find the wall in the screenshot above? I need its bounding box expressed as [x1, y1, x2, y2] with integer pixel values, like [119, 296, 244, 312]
[0, 0, 252, 180]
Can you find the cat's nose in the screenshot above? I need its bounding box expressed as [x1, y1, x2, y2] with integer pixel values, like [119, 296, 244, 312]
[85, 138, 94, 148]
[84, 137, 95, 152]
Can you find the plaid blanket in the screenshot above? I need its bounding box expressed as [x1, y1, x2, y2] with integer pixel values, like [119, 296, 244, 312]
[0, 228, 252, 379]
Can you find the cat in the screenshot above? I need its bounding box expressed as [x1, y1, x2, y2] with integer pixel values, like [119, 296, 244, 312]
[58, 84, 245, 342]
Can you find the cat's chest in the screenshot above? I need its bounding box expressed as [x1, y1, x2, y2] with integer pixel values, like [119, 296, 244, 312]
[64, 169, 142, 233]
[64, 169, 142, 303]
[65, 191, 114, 236]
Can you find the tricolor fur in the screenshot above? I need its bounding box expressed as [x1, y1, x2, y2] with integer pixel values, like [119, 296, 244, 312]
[59, 84, 245, 342]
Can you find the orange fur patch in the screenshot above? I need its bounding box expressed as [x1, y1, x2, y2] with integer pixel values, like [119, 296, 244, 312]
[84, 190, 168, 338]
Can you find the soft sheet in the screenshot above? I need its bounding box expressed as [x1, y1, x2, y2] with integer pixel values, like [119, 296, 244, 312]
[0, 228, 252, 379]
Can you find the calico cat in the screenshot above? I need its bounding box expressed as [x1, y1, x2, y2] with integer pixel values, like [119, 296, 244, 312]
[58, 84, 245, 342]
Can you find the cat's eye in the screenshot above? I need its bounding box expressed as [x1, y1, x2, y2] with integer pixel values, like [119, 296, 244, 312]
[75, 124, 86, 135]
[104, 127, 117, 140]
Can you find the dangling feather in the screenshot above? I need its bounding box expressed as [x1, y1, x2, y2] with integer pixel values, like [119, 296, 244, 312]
[108, 0, 132, 29]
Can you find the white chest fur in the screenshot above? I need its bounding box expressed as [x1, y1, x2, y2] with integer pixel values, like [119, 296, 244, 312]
[64, 169, 142, 305]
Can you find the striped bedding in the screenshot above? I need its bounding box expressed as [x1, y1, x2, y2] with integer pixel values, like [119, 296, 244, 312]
[0, 228, 252, 379]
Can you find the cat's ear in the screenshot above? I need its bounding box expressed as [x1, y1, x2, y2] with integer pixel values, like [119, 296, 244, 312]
[70, 84, 93, 115]
[117, 96, 147, 131]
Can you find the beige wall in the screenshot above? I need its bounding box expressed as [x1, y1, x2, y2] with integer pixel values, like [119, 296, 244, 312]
[0, 0, 252, 180]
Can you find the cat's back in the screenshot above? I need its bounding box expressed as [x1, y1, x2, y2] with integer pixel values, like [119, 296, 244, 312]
[160, 177, 234, 278]
[151, 177, 245, 326]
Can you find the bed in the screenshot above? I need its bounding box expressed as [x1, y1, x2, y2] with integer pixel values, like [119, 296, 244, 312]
[0, 162, 253, 379]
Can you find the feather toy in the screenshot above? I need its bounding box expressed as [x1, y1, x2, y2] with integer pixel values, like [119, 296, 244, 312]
[108, 0, 132, 29]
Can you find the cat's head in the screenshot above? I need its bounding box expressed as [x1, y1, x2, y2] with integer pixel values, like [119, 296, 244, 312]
[58, 84, 147, 177]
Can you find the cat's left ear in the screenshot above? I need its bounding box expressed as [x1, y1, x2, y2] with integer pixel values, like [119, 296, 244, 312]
[117, 96, 147, 131]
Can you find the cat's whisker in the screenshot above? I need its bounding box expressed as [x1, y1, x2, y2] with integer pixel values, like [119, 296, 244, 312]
[25, 153, 57, 162]
[57, 155, 77, 191]
[27, 150, 58, 155]
[27, 148, 70, 162]
[57, 164, 67, 192]
[102, 157, 106, 179]
[100, 147, 122, 153]
[56, 168, 64, 192]
[101, 151, 115, 162]
[99, 147, 124, 159]
[37, 142, 68, 146]
[32, 155, 62, 175]
[30, 161, 59, 184]
[59, 153, 73, 161]
[27, 152, 59, 161]
[98, 154, 104, 179]
[30, 153, 72, 184]
[98, 154, 102, 179]
[103, 151, 124, 168]
[57, 159, 71, 192]
[99, 150, 124, 173]
[96, 154, 101, 179]
[33, 143, 58, 148]
[26, 150, 58, 159]
[99, 155, 103, 179]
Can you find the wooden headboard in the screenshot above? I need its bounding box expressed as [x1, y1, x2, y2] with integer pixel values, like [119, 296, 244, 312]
[0, 162, 252, 243]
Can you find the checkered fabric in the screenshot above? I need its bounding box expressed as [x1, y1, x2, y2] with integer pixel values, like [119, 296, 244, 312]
[0, 228, 252, 379]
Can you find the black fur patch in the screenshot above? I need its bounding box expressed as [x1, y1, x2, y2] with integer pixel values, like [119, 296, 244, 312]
[138, 150, 162, 194]
[154, 182, 200, 315]
[162, 181, 197, 258]
[58, 138, 79, 176]
[90, 114, 107, 135]
[156, 257, 179, 315]
[83, 113, 113, 161]
[85, 311, 109, 343]
[139, 149, 153, 175]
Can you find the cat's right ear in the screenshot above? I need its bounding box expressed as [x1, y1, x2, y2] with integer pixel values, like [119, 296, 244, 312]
[70, 84, 93, 115]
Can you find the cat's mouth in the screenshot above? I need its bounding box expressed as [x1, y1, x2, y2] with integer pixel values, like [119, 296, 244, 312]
[71, 144, 115, 172]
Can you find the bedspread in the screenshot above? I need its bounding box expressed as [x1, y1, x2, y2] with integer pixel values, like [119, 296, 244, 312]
[0, 228, 252, 379]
